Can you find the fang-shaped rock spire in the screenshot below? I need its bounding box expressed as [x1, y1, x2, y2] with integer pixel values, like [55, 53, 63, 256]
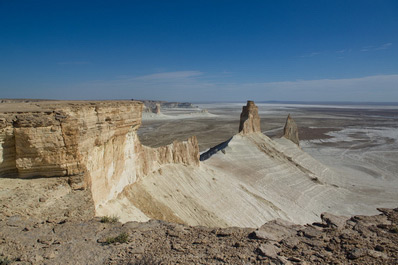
[239, 101, 261, 134]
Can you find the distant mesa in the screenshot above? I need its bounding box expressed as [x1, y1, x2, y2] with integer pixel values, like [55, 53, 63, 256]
[140, 100, 197, 110]
[283, 114, 300, 146]
[239, 100, 261, 134]
[0, 98, 54, 103]
[142, 103, 162, 115]
[162, 102, 197, 108]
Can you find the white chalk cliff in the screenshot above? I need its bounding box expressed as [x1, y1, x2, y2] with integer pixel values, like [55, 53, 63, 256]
[0, 100, 358, 228]
[94, 101, 355, 227]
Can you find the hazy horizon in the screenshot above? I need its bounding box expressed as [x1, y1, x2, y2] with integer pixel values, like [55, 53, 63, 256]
[2, 97, 398, 107]
[1, 1, 397, 102]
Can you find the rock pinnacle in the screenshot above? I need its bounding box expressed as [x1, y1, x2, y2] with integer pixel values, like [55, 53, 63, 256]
[283, 114, 299, 146]
[239, 101, 261, 134]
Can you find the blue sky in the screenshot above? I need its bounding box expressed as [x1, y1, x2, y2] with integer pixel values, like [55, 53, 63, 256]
[1, 0, 397, 102]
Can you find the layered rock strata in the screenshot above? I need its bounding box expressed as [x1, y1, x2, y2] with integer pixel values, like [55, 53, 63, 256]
[0, 100, 382, 229]
[283, 114, 300, 145]
[0, 101, 199, 209]
[238, 100, 261, 134]
[102, 100, 359, 226]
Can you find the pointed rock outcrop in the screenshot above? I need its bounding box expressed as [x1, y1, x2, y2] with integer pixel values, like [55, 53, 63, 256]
[153, 103, 161, 114]
[239, 101, 261, 134]
[283, 114, 299, 146]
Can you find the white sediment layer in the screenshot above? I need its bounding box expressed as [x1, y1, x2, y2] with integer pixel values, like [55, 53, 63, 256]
[301, 126, 398, 216]
[100, 132, 367, 227]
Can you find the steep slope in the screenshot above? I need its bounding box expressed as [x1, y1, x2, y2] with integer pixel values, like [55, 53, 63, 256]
[0, 100, 376, 228]
[107, 132, 351, 227]
[100, 101, 355, 227]
[0, 101, 199, 215]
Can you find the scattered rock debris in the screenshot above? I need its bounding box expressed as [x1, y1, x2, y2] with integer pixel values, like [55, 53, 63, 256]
[0, 208, 397, 264]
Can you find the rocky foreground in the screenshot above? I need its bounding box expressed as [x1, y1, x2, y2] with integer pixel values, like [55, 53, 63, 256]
[0, 208, 397, 264]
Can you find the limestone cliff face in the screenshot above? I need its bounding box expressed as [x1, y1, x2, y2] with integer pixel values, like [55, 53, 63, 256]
[0, 118, 16, 178]
[239, 101, 261, 134]
[0, 101, 200, 208]
[136, 136, 199, 177]
[88, 132, 199, 206]
[283, 114, 300, 146]
[0, 102, 142, 179]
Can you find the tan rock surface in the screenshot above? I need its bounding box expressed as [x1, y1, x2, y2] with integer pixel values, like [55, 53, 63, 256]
[283, 114, 300, 145]
[238, 100, 261, 134]
[0, 101, 200, 214]
[0, 101, 143, 179]
[1, 208, 397, 264]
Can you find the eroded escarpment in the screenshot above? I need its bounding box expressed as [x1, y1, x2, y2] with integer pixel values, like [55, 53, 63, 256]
[1, 100, 391, 229]
[100, 101, 361, 227]
[0, 101, 143, 180]
[0, 101, 200, 213]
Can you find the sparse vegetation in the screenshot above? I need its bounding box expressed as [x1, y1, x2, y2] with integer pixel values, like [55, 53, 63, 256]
[128, 255, 161, 265]
[390, 225, 398, 233]
[100, 215, 119, 223]
[0, 257, 12, 265]
[105, 232, 129, 244]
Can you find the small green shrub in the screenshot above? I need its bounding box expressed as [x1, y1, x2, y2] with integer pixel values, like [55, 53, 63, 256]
[105, 232, 129, 244]
[100, 215, 119, 223]
[390, 226, 398, 233]
[0, 257, 12, 265]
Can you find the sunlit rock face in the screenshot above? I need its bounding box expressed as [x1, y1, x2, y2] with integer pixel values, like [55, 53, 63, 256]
[99, 101, 354, 227]
[283, 114, 300, 146]
[0, 101, 142, 179]
[0, 101, 200, 209]
[239, 100, 261, 134]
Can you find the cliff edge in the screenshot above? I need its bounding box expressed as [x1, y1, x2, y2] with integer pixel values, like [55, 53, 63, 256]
[0, 101, 199, 211]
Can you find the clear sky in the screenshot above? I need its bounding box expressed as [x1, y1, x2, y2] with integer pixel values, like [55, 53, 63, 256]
[1, 0, 397, 102]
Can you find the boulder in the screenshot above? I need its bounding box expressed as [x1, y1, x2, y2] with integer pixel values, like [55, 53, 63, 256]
[321, 212, 348, 229]
[256, 242, 279, 259]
